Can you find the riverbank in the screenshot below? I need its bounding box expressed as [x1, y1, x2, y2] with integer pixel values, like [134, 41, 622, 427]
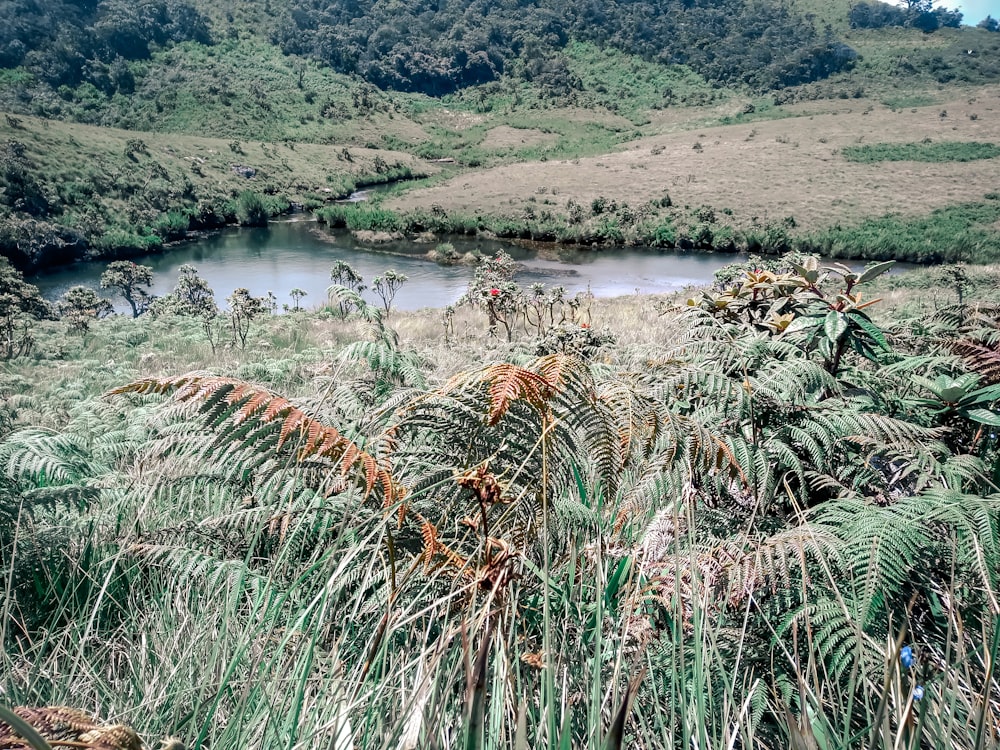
[0, 113, 436, 272]
[318, 194, 1000, 264]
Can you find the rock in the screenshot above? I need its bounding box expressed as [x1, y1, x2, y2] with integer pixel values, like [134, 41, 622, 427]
[231, 165, 256, 179]
[352, 230, 404, 244]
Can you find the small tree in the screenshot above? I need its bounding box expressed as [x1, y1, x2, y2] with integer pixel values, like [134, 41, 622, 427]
[100, 261, 154, 318]
[289, 288, 307, 311]
[372, 270, 407, 313]
[170, 264, 216, 317]
[58, 286, 113, 332]
[939, 264, 970, 307]
[329, 260, 366, 317]
[462, 251, 521, 341]
[164, 264, 222, 353]
[0, 257, 50, 359]
[226, 287, 267, 350]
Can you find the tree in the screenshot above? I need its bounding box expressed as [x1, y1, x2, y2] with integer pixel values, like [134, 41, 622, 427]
[161, 264, 221, 353]
[0, 139, 49, 217]
[100, 261, 153, 318]
[329, 260, 366, 317]
[371, 270, 407, 313]
[0, 257, 49, 359]
[57, 285, 112, 332]
[226, 287, 267, 350]
[462, 252, 521, 341]
[288, 288, 307, 311]
[978, 15, 999, 31]
[170, 264, 216, 317]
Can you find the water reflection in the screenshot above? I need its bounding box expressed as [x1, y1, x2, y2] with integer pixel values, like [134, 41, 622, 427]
[29, 220, 738, 313]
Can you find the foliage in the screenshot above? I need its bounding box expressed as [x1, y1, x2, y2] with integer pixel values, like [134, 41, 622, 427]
[841, 141, 1000, 163]
[371, 270, 407, 313]
[0, 0, 211, 89]
[225, 287, 267, 350]
[0, 256, 49, 359]
[2, 264, 1000, 748]
[57, 285, 113, 332]
[234, 190, 269, 227]
[328, 260, 366, 318]
[803, 200, 1000, 264]
[690, 256, 895, 373]
[849, 0, 963, 30]
[275, 0, 855, 94]
[99, 260, 153, 318]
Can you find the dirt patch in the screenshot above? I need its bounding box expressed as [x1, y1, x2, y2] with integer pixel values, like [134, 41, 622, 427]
[480, 126, 559, 150]
[387, 86, 1000, 232]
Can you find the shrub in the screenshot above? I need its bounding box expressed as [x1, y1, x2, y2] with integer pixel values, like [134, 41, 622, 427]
[235, 191, 269, 227]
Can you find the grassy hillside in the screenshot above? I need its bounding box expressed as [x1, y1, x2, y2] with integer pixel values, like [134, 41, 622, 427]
[382, 85, 1000, 262]
[0, 114, 435, 269]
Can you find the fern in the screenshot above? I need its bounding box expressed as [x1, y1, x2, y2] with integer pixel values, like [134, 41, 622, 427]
[111, 374, 399, 503]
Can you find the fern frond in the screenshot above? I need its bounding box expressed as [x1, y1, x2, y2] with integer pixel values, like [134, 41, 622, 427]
[110, 374, 399, 503]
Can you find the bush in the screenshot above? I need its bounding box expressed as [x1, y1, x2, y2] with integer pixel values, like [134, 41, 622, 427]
[92, 228, 162, 256]
[151, 211, 190, 241]
[235, 191, 269, 227]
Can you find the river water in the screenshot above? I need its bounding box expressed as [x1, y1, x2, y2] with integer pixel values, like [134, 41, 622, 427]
[29, 218, 742, 312]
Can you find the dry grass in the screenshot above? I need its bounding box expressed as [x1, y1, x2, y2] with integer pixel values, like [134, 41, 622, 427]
[387, 86, 1000, 231]
[479, 126, 560, 150]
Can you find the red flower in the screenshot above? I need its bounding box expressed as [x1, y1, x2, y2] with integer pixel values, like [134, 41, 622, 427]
[581, 323, 590, 328]
[489, 288, 500, 296]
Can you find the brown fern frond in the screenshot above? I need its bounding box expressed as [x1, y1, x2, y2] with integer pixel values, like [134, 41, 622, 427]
[949, 339, 1000, 384]
[420, 518, 438, 570]
[534, 353, 595, 397]
[0, 707, 142, 750]
[484, 364, 555, 424]
[111, 374, 398, 502]
[436, 361, 557, 425]
[435, 538, 470, 575]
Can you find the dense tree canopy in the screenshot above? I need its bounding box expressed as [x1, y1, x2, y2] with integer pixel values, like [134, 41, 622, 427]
[272, 0, 857, 94]
[0, 0, 211, 89]
[849, 0, 963, 30]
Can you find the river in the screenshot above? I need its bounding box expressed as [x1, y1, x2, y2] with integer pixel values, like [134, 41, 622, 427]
[29, 218, 743, 313]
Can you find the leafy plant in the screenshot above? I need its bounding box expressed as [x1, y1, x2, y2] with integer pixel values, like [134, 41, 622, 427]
[100, 261, 154, 318]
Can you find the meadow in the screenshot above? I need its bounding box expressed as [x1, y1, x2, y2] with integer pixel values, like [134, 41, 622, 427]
[1, 254, 1000, 748]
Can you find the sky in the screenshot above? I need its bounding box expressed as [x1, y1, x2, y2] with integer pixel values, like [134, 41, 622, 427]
[893, 0, 997, 23]
[952, 0, 995, 23]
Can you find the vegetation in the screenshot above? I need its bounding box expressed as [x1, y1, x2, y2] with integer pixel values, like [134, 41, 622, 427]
[841, 141, 1000, 163]
[806, 200, 1000, 264]
[317, 196, 1000, 265]
[0, 114, 430, 269]
[274, 0, 855, 95]
[1, 256, 1000, 749]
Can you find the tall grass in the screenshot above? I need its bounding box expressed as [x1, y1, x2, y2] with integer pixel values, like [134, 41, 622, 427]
[3, 279, 1000, 749]
[802, 200, 1000, 263]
